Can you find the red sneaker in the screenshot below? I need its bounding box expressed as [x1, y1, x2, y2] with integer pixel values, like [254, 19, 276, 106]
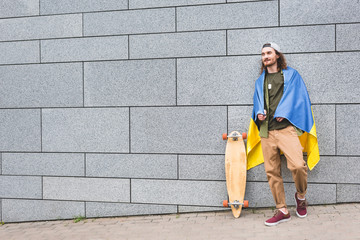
[295, 193, 308, 218]
[264, 210, 291, 226]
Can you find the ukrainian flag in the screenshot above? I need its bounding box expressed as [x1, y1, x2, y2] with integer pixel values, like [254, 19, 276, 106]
[246, 67, 320, 170]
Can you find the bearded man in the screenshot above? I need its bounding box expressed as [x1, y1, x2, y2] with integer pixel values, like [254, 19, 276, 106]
[247, 43, 320, 226]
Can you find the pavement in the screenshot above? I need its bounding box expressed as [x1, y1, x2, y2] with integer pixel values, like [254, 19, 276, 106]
[0, 203, 359, 240]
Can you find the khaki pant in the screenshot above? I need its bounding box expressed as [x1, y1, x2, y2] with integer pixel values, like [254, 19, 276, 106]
[261, 125, 308, 209]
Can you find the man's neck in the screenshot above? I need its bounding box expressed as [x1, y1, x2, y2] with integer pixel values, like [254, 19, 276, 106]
[266, 64, 279, 73]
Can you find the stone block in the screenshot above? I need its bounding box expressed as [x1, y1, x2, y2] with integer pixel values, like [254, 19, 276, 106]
[280, 0, 360, 26]
[245, 182, 336, 207]
[307, 157, 360, 184]
[228, 106, 253, 134]
[40, 0, 127, 14]
[178, 205, 225, 213]
[177, 56, 259, 105]
[2, 199, 85, 223]
[244, 182, 274, 207]
[179, 155, 225, 181]
[0, 14, 82, 41]
[0, 63, 83, 108]
[132, 179, 227, 206]
[86, 202, 177, 218]
[337, 23, 360, 51]
[41, 36, 128, 63]
[177, 1, 277, 31]
[286, 52, 360, 104]
[0, 0, 39, 18]
[86, 154, 177, 179]
[0, 176, 42, 199]
[2, 153, 85, 177]
[246, 164, 267, 182]
[303, 183, 336, 205]
[43, 177, 130, 202]
[131, 107, 227, 154]
[42, 108, 129, 153]
[84, 59, 175, 107]
[84, 8, 175, 36]
[280, 156, 360, 184]
[336, 105, 360, 155]
[0, 109, 41, 152]
[129, 0, 224, 9]
[337, 184, 360, 203]
[312, 105, 335, 155]
[228, 25, 335, 55]
[130, 31, 226, 59]
[0, 41, 39, 65]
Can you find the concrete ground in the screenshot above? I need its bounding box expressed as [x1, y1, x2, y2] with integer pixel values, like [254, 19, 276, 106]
[0, 203, 359, 240]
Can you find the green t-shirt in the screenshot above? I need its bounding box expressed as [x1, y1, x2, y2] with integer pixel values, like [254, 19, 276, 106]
[258, 70, 303, 138]
[265, 72, 291, 130]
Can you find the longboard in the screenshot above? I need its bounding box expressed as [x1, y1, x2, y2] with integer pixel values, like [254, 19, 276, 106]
[222, 131, 248, 218]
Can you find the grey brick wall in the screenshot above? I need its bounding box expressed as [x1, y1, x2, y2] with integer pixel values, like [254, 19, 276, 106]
[0, 0, 359, 223]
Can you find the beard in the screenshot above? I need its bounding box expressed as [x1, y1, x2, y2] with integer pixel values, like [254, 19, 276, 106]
[263, 58, 277, 67]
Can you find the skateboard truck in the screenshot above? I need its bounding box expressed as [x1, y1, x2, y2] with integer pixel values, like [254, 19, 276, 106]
[222, 132, 247, 141]
[223, 200, 249, 209]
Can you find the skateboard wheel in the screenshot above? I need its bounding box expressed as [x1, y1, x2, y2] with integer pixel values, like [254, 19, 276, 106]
[223, 200, 229, 207]
[222, 133, 228, 140]
[244, 200, 249, 208]
[242, 132, 247, 140]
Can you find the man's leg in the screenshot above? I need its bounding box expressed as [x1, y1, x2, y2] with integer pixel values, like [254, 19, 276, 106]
[261, 132, 287, 209]
[277, 126, 308, 196]
[277, 126, 308, 218]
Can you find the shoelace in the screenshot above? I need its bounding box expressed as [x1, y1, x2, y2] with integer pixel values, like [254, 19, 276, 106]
[298, 199, 308, 209]
[273, 209, 288, 217]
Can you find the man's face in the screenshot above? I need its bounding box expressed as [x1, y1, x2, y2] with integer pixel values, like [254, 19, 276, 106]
[261, 47, 279, 67]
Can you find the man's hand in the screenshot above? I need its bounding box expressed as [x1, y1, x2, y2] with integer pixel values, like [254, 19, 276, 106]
[276, 117, 284, 122]
[257, 110, 267, 121]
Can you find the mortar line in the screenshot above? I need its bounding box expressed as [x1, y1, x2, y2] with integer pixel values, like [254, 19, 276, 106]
[82, 62, 85, 107]
[41, 176, 44, 200]
[84, 153, 87, 176]
[3, 49, 360, 67]
[175, 58, 178, 106]
[175, 7, 177, 32]
[226, 106, 229, 133]
[40, 108, 43, 152]
[129, 107, 131, 153]
[335, 104, 337, 155]
[128, 35, 130, 59]
[177, 155, 180, 179]
[130, 178, 132, 203]
[82, 13, 84, 37]
[335, 24, 337, 51]
[226, 30, 228, 55]
[335, 183, 338, 203]
[278, 0, 280, 26]
[39, 40, 42, 63]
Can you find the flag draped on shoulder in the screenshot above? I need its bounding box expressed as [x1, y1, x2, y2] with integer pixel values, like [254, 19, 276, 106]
[246, 67, 320, 170]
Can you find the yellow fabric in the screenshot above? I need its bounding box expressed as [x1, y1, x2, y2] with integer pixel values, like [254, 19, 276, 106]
[246, 110, 320, 171]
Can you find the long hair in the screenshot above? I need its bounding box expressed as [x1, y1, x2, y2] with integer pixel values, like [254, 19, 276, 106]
[260, 51, 288, 74]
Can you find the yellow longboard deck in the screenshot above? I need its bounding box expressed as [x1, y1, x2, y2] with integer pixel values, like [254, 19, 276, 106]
[223, 131, 248, 218]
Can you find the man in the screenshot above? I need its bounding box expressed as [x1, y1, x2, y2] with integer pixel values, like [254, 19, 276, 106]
[246, 43, 320, 226]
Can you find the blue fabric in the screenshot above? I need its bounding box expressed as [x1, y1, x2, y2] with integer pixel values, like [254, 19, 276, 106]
[252, 67, 313, 133]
